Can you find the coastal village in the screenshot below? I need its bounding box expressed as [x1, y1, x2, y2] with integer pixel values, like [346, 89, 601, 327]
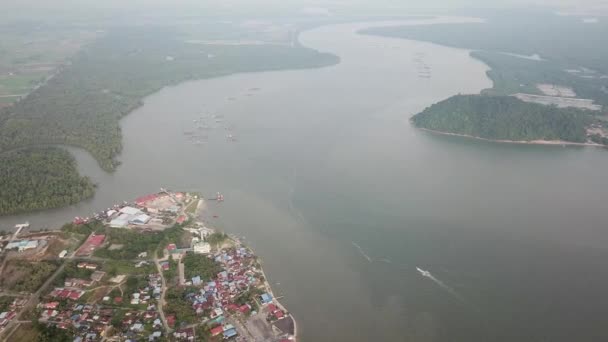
[0, 190, 295, 342]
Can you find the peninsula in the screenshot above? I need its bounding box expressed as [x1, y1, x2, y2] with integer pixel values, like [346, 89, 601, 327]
[411, 94, 608, 146]
[0, 190, 296, 342]
[362, 11, 608, 147]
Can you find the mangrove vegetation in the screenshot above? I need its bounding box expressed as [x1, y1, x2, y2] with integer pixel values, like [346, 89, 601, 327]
[411, 95, 596, 142]
[0, 147, 95, 215]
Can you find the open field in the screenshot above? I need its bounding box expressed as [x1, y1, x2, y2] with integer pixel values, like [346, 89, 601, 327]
[0, 28, 99, 105]
[537, 83, 576, 97]
[0, 260, 58, 292]
[513, 93, 602, 111]
[9, 323, 39, 342]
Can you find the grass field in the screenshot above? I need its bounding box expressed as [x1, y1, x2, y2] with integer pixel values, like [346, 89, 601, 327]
[0, 28, 98, 105]
[0, 260, 58, 292]
[9, 323, 39, 342]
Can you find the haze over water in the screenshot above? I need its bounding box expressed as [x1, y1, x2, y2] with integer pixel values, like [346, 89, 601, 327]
[3, 17, 608, 341]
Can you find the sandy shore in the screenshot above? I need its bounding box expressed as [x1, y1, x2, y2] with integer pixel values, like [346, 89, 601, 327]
[416, 126, 606, 148]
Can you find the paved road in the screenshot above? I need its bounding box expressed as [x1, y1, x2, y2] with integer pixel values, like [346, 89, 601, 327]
[154, 254, 171, 334]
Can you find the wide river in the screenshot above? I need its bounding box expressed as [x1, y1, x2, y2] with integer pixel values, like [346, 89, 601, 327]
[3, 17, 608, 341]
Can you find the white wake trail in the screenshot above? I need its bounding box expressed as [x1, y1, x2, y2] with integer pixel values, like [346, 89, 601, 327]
[352, 242, 372, 263]
[426, 272, 467, 303]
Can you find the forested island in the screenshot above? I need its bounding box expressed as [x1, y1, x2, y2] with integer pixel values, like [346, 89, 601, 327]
[0, 147, 95, 215]
[411, 95, 607, 144]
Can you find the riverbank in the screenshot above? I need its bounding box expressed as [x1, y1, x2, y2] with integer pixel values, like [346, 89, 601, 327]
[198, 196, 298, 341]
[416, 125, 606, 148]
[0, 190, 297, 341]
[257, 253, 298, 340]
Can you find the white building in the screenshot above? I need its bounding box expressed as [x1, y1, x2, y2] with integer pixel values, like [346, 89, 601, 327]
[120, 206, 142, 215]
[130, 214, 151, 225]
[5, 239, 38, 252]
[192, 240, 211, 254]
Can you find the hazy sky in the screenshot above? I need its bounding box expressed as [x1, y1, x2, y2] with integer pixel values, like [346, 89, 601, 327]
[2, 0, 608, 21]
[3, 0, 607, 10]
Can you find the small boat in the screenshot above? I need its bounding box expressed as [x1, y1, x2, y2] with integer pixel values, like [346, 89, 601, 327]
[416, 267, 431, 277]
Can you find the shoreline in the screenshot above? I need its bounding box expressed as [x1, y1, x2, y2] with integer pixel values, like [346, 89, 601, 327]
[416, 126, 606, 148]
[197, 198, 298, 341]
[256, 255, 298, 341]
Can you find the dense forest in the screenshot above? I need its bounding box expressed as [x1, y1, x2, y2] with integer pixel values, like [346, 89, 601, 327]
[362, 11, 608, 107]
[411, 95, 596, 143]
[0, 27, 338, 171]
[0, 147, 95, 215]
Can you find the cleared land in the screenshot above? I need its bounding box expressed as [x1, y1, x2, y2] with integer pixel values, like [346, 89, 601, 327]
[513, 93, 601, 111]
[0, 260, 58, 292]
[537, 83, 576, 97]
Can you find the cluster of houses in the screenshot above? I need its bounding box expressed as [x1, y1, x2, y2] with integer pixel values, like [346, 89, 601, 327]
[38, 302, 113, 339]
[0, 298, 26, 332]
[39, 273, 166, 341]
[119, 309, 163, 341]
[172, 327, 195, 341]
[174, 246, 277, 340]
[130, 274, 163, 305]
[63, 263, 105, 288]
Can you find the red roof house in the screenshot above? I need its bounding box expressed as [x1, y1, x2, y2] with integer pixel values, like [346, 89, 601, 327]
[43, 302, 60, 309]
[210, 326, 224, 336]
[69, 291, 83, 300]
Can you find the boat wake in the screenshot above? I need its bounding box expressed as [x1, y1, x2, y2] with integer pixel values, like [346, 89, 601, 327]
[418, 267, 468, 304]
[352, 242, 372, 263]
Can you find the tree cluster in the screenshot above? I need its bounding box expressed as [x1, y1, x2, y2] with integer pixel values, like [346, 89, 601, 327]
[412, 95, 595, 143]
[0, 147, 94, 215]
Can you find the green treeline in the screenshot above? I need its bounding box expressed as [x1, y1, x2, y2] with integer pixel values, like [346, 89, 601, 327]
[411, 95, 595, 143]
[0, 147, 95, 215]
[361, 10, 608, 74]
[0, 27, 339, 171]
